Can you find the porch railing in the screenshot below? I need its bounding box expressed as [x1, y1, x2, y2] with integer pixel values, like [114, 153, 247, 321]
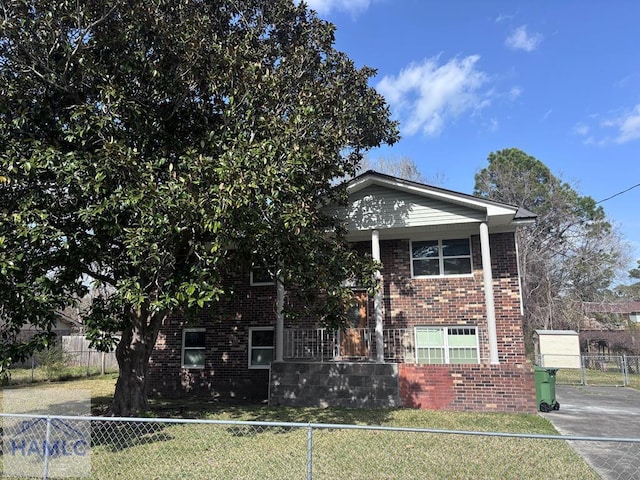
[284, 328, 414, 362]
[283, 328, 339, 362]
[383, 328, 415, 363]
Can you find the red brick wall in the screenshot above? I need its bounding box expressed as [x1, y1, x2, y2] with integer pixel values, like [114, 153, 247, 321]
[150, 231, 534, 411]
[399, 363, 537, 413]
[355, 233, 528, 364]
[149, 269, 276, 400]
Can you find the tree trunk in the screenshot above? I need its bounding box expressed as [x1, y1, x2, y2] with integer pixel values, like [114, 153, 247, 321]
[110, 308, 165, 416]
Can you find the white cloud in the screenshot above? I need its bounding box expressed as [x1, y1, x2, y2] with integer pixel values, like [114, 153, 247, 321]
[505, 25, 543, 52]
[508, 86, 522, 100]
[574, 123, 590, 136]
[376, 55, 491, 136]
[573, 122, 599, 145]
[612, 104, 640, 143]
[304, 0, 371, 15]
[495, 13, 515, 23]
[573, 106, 640, 145]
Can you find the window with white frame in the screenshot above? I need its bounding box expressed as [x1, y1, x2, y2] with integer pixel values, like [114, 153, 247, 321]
[250, 265, 275, 286]
[248, 327, 274, 369]
[411, 238, 472, 277]
[415, 326, 479, 364]
[182, 328, 206, 369]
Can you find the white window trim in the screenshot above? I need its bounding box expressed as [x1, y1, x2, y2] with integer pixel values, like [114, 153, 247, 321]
[182, 328, 206, 369]
[250, 268, 276, 286]
[248, 327, 275, 369]
[410, 237, 473, 278]
[414, 326, 480, 364]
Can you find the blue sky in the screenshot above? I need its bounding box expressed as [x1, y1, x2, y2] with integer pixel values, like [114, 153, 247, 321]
[304, 0, 640, 269]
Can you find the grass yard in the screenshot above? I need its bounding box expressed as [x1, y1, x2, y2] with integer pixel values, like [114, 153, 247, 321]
[557, 367, 640, 389]
[0, 371, 600, 479]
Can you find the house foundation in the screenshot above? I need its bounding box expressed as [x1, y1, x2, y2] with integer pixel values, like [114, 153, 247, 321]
[270, 361, 536, 412]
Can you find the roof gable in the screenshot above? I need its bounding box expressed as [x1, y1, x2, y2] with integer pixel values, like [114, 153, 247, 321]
[337, 184, 486, 230]
[334, 171, 534, 233]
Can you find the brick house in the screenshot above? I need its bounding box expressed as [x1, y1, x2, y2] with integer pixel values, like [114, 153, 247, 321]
[580, 301, 640, 356]
[149, 171, 538, 413]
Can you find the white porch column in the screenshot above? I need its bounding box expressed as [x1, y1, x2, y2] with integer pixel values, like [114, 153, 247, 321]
[480, 222, 499, 364]
[275, 276, 285, 362]
[372, 229, 385, 363]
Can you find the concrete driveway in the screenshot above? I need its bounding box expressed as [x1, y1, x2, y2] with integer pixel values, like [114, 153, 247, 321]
[540, 385, 640, 479]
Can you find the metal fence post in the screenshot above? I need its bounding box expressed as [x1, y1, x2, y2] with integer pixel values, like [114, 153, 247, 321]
[306, 423, 313, 480]
[42, 416, 52, 480]
[580, 355, 586, 385]
[623, 354, 629, 386]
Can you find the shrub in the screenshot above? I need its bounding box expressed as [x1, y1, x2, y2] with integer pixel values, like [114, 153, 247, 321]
[35, 345, 73, 380]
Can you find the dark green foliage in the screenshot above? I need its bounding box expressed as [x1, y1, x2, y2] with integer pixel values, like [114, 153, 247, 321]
[0, 0, 398, 414]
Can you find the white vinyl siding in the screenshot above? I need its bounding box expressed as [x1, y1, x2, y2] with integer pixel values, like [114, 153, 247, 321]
[329, 185, 486, 231]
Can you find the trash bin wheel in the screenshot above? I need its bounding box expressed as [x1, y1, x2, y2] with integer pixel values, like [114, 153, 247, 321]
[539, 401, 552, 413]
[552, 402, 560, 411]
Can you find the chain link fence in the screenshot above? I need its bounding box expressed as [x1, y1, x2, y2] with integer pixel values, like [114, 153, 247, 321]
[1, 413, 639, 479]
[537, 354, 640, 387]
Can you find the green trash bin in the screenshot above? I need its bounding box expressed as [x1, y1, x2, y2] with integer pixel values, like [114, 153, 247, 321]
[534, 366, 560, 412]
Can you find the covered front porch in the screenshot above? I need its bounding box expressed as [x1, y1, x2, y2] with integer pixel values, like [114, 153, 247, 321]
[273, 223, 502, 366]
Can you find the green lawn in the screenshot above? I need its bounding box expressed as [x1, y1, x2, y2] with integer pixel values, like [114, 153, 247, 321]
[557, 367, 640, 389]
[0, 371, 600, 479]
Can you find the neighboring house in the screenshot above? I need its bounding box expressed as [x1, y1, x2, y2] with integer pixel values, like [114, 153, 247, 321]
[150, 171, 538, 412]
[14, 295, 90, 343]
[8, 314, 82, 368]
[580, 301, 640, 356]
[13, 314, 82, 344]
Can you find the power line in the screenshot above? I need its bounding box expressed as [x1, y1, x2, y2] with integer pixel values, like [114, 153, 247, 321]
[596, 182, 640, 204]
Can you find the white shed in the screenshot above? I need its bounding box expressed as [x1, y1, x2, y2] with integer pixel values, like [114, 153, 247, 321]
[533, 330, 581, 368]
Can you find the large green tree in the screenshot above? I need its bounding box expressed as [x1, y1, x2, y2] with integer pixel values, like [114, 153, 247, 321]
[0, 0, 398, 415]
[474, 148, 627, 336]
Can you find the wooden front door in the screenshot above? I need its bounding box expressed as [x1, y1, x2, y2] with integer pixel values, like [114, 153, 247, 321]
[340, 291, 369, 357]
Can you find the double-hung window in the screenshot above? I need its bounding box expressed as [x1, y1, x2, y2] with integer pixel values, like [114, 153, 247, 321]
[182, 328, 206, 369]
[411, 238, 472, 277]
[248, 327, 275, 369]
[415, 326, 479, 364]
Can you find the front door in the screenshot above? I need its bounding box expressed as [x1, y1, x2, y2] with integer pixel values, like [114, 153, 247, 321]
[340, 291, 369, 357]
